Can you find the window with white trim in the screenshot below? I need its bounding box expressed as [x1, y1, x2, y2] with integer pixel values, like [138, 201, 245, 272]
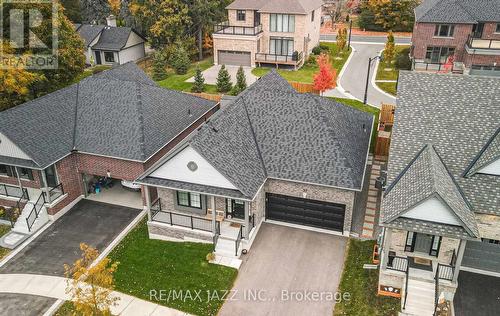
[176, 191, 201, 208]
[270, 14, 295, 32]
[434, 24, 455, 37]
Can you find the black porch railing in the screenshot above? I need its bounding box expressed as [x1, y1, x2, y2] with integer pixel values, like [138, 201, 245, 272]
[255, 52, 304, 64]
[387, 255, 409, 310]
[46, 183, 64, 202]
[0, 183, 29, 200]
[25, 192, 46, 232]
[235, 225, 243, 256]
[437, 263, 454, 281]
[412, 60, 460, 73]
[151, 198, 220, 233]
[467, 36, 500, 50]
[214, 22, 262, 36]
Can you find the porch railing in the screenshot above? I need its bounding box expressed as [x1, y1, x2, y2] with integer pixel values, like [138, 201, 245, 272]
[151, 198, 220, 233]
[467, 36, 500, 50]
[213, 233, 219, 252]
[0, 183, 29, 200]
[214, 22, 262, 36]
[437, 263, 454, 281]
[46, 183, 64, 202]
[387, 255, 408, 272]
[25, 192, 46, 232]
[235, 225, 243, 256]
[412, 60, 461, 73]
[255, 52, 304, 64]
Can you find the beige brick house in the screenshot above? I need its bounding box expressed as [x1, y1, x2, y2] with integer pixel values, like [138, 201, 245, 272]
[136, 71, 373, 258]
[212, 0, 323, 68]
[378, 72, 500, 315]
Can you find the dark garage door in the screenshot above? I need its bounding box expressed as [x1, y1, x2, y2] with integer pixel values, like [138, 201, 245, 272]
[218, 50, 251, 67]
[266, 193, 345, 232]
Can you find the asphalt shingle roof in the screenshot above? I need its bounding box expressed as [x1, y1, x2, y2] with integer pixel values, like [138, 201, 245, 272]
[382, 72, 500, 225]
[464, 127, 500, 177]
[0, 63, 216, 168]
[381, 144, 479, 238]
[75, 24, 105, 47]
[227, 0, 323, 14]
[144, 71, 373, 199]
[415, 0, 500, 23]
[91, 26, 132, 51]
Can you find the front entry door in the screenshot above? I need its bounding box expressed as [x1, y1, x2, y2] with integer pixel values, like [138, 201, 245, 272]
[232, 200, 245, 219]
[44, 165, 58, 187]
[414, 233, 433, 253]
[94, 50, 102, 65]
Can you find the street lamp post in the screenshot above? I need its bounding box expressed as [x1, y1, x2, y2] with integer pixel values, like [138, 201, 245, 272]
[348, 19, 353, 49]
[363, 55, 382, 105]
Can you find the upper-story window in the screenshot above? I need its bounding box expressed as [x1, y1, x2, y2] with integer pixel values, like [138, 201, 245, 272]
[434, 24, 454, 37]
[270, 14, 295, 33]
[311, 10, 315, 22]
[496, 23, 500, 33]
[237, 10, 246, 21]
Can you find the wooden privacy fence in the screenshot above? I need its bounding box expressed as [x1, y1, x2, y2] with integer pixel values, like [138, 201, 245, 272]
[288, 81, 320, 95]
[374, 104, 396, 159]
[184, 92, 222, 102]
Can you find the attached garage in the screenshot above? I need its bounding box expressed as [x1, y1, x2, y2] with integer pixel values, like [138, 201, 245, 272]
[218, 50, 251, 67]
[265, 193, 345, 232]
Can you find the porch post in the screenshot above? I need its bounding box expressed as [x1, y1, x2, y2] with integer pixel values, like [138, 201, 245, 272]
[14, 167, 23, 191]
[40, 169, 51, 204]
[144, 186, 151, 221]
[452, 239, 467, 283]
[244, 201, 250, 239]
[381, 227, 392, 270]
[211, 196, 217, 234]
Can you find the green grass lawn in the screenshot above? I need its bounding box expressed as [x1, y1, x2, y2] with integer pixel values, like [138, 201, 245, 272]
[376, 82, 397, 96]
[330, 98, 379, 153]
[252, 43, 352, 83]
[0, 224, 11, 260]
[156, 57, 217, 93]
[334, 239, 400, 316]
[108, 219, 237, 316]
[375, 46, 410, 95]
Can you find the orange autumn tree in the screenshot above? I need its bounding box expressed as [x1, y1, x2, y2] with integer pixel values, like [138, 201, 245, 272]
[313, 53, 337, 95]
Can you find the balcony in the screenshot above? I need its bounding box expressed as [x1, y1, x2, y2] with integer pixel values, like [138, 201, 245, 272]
[466, 36, 500, 55]
[213, 22, 262, 36]
[255, 52, 304, 67]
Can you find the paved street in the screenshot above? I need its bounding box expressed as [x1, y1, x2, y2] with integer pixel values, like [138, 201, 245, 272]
[219, 223, 347, 316]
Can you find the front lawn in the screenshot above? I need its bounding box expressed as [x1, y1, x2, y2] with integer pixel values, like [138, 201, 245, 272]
[375, 46, 410, 95]
[330, 98, 379, 153]
[334, 239, 400, 316]
[156, 57, 217, 93]
[252, 43, 351, 83]
[108, 219, 238, 316]
[0, 224, 11, 260]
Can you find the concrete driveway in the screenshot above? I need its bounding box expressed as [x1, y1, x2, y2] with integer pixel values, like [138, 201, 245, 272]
[219, 223, 348, 316]
[186, 64, 258, 86]
[0, 199, 141, 276]
[454, 271, 500, 316]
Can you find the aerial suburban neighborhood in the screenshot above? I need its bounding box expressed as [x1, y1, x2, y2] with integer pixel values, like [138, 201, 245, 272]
[0, 0, 498, 315]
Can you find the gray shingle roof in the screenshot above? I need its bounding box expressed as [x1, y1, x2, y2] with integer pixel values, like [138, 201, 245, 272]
[385, 218, 474, 240]
[381, 144, 479, 238]
[415, 0, 500, 23]
[143, 71, 373, 199]
[383, 71, 500, 223]
[91, 26, 132, 51]
[0, 63, 216, 168]
[76, 24, 105, 47]
[227, 0, 323, 14]
[463, 127, 500, 177]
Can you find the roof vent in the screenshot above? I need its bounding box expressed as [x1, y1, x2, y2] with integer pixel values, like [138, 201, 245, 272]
[188, 109, 192, 117]
[362, 123, 367, 133]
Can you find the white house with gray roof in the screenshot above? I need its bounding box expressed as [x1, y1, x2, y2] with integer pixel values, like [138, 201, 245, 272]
[378, 71, 500, 315]
[75, 16, 146, 66]
[136, 71, 373, 258]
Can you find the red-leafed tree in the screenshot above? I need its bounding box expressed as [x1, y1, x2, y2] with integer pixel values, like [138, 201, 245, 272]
[313, 53, 337, 95]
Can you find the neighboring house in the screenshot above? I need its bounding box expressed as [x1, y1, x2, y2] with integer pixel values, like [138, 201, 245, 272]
[136, 71, 373, 257]
[212, 0, 323, 68]
[378, 71, 500, 314]
[411, 0, 500, 76]
[0, 63, 217, 243]
[75, 15, 146, 66]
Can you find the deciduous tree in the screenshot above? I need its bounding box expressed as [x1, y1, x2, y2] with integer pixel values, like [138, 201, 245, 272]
[64, 243, 119, 316]
[359, 0, 418, 32]
[337, 27, 348, 51]
[384, 30, 395, 64]
[313, 53, 337, 95]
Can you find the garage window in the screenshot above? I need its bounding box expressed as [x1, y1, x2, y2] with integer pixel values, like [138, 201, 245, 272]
[176, 191, 201, 208]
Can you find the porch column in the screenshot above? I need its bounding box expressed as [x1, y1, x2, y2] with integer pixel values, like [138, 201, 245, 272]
[381, 227, 392, 270]
[144, 186, 151, 221]
[211, 196, 217, 234]
[40, 169, 51, 204]
[244, 202, 250, 239]
[14, 167, 23, 191]
[452, 239, 467, 283]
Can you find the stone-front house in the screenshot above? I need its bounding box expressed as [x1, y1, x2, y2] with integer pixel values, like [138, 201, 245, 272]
[212, 0, 323, 68]
[411, 0, 500, 76]
[0, 63, 217, 246]
[136, 71, 373, 257]
[378, 71, 500, 315]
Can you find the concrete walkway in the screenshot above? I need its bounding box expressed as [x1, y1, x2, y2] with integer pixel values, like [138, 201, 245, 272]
[186, 65, 258, 85]
[0, 274, 189, 316]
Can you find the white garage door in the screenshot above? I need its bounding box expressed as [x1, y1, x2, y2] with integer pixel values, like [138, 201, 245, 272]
[218, 50, 251, 67]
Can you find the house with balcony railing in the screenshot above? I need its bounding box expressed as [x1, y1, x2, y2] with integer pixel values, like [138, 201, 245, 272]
[212, 0, 323, 69]
[410, 0, 500, 77]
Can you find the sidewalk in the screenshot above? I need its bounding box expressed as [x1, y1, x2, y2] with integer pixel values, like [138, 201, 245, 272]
[0, 274, 189, 316]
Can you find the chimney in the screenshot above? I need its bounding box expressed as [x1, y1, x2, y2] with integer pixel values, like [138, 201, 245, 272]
[106, 15, 117, 27]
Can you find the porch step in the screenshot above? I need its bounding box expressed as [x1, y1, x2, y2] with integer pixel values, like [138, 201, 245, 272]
[214, 237, 240, 258]
[12, 202, 49, 236]
[403, 279, 435, 316]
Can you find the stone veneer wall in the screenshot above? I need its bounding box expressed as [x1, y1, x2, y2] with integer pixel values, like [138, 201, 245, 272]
[148, 221, 212, 242]
[475, 213, 500, 240]
[265, 178, 355, 234]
